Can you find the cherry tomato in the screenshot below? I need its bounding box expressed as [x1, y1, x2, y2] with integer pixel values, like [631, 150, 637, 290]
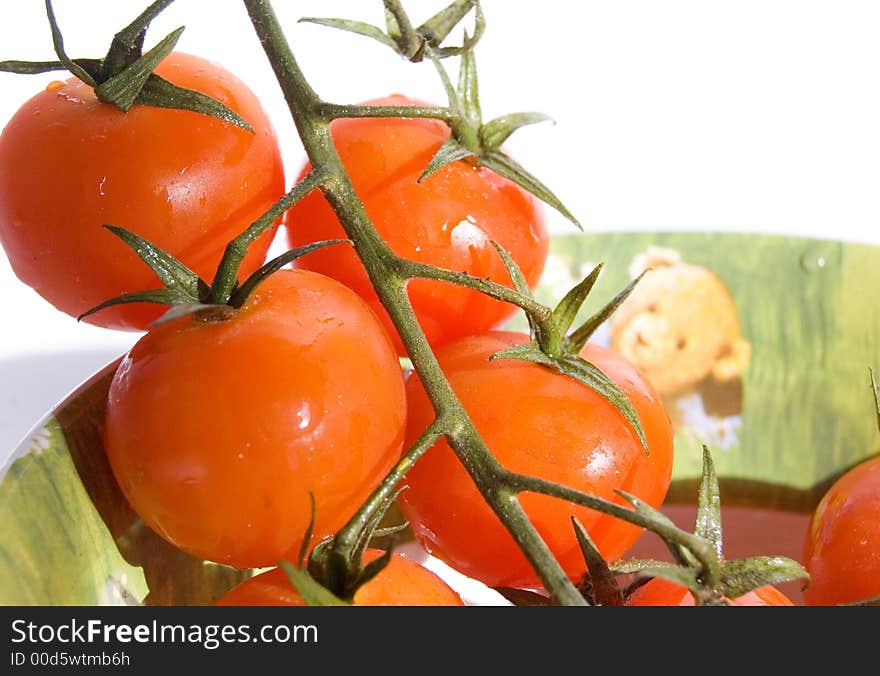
[398, 331, 674, 589]
[0, 52, 285, 329]
[104, 270, 406, 568]
[216, 549, 463, 606]
[802, 456, 880, 605]
[627, 578, 793, 606]
[284, 95, 549, 353]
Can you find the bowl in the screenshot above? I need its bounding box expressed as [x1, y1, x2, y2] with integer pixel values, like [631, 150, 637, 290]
[2, 231, 878, 604]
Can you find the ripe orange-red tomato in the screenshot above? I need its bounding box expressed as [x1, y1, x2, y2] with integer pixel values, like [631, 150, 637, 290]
[627, 578, 794, 606]
[285, 95, 549, 353]
[217, 549, 464, 606]
[104, 270, 406, 568]
[398, 331, 674, 589]
[0, 52, 285, 329]
[802, 456, 880, 605]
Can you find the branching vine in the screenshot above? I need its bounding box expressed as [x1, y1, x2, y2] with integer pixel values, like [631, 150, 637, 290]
[1, 0, 809, 606]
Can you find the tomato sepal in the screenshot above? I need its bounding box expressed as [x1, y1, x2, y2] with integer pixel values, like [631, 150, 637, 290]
[565, 270, 648, 352]
[572, 517, 624, 606]
[480, 112, 554, 151]
[694, 446, 724, 559]
[300, 0, 483, 62]
[278, 561, 349, 607]
[102, 225, 207, 299]
[76, 225, 206, 322]
[480, 150, 581, 229]
[4, 1, 254, 129]
[298, 17, 400, 52]
[78, 198, 345, 321]
[417, 138, 476, 182]
[494, 588, 554, 606]
[489, 247, 650, 453]
[0, 58, 102, 77]
[227, 239, 350, 308]
[79, 289, 197, 323]
[617, 448, 809, 605]
[719, 556, 809, 600]
[93, 25, 184, 112]
[307, 484, 404, 601]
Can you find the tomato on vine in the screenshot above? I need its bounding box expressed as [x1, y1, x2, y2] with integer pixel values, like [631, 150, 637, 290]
[217, 549, 463, 606]
[104, 270, 407, 568]
[0, 51, 284, 329]
[398, 331, 674, 589]
[802, 371, 880, 605]
[802, 456, 880, 605]
[285, 94, 549, 352]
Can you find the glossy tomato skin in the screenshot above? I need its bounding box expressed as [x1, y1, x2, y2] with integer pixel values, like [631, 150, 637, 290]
[216, 549, 464, 606]
[399, 331, 674, 589]
[0, 52, 285, 329]
[627, 578, 794, 606]
[104, 270, 406, 568]
[802, 456, 880, 605]
[285, 95, 549, 354]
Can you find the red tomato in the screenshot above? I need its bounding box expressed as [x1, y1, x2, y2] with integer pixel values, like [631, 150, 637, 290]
[0, 52, 285, 329]
[104, 270, 406, 568]
[802, 456, 880, 605]
[284, 95, 549, 353]
[398, 331, 674, 589]
[627, 577, 794, 606]
[216, 549, 463, 606]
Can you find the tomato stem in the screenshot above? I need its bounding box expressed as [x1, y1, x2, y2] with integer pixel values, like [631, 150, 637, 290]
[399, 258, 552, 321]
[318, 102, 460, 124]
[210, 169, 329, 304]
[315, 418, 448, 596]
[240, 0, 719, 606]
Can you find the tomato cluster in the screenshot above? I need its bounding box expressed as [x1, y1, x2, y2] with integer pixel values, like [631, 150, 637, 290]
[3, 14, 874, 606]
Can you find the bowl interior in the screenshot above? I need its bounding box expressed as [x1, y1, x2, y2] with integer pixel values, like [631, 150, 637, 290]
[2, 231, 878, 604]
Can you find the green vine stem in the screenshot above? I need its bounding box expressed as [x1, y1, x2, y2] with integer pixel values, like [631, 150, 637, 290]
[242, 0, 714, 605]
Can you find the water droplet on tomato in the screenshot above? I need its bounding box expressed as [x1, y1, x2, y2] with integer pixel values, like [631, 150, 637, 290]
[98, 176, 107, 197]
[45, 80, 64, 92]
[296, 402, 311, 430]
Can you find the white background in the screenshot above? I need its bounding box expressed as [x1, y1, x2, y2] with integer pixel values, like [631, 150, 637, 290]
[2, 0, 880, 452]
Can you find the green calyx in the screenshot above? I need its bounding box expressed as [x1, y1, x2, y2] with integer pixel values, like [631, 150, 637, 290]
[0, 0, 252, 130]
[614, 447, 809, 606]
[301, 0, 484, 63]
[301, 1, 577, 227]
[304, 487, 406, 603]
[78, 171, 345, 324]
[572, 517, 624, 606]
[502, 447, 809, 606]
[420, 44, 579, 228]
[488, 243, 649, 454]
[275, 495, 349, 606]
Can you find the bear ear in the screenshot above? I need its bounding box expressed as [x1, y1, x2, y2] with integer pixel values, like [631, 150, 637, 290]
[712, 338, 752, 382]
[629, 246, 682, 277]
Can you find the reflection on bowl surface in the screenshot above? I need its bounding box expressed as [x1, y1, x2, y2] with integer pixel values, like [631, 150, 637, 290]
[0, 350, 123, 458]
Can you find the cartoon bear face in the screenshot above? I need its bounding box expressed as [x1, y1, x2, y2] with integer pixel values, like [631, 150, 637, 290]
[610, 247, 750, 396]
